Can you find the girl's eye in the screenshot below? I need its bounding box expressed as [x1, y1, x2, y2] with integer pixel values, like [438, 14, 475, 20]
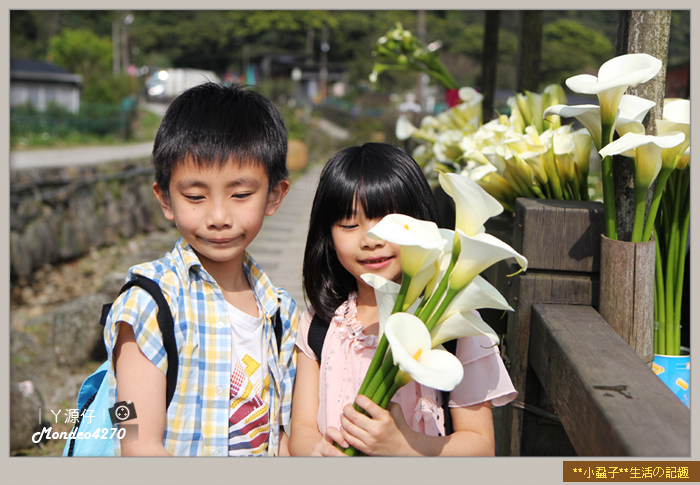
[339, 223, 358, 230]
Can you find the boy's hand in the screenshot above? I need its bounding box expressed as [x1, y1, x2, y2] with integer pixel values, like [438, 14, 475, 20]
[338, 395, 414, 456]
[311, 427, 348, 457]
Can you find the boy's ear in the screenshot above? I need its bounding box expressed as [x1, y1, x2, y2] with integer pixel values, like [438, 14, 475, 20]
[265, 180, 290, 216]
[153, 182, 175, 220]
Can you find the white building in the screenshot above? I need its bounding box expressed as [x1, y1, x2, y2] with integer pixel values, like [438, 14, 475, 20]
[10, 59, 82, 113]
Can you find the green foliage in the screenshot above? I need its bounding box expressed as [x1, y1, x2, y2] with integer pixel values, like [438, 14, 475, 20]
[83, 73, 137, 104]
[540, 19, 614, 85]
[49, 28, 112, 81]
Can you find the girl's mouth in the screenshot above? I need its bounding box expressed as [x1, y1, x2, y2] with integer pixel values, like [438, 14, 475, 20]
[360, 256, 394, 269]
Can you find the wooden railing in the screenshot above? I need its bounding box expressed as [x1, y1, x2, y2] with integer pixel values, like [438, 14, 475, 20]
[495, 198, 690, 456]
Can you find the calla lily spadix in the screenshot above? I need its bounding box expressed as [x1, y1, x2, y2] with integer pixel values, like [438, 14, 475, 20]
[384, 313, 464, 392]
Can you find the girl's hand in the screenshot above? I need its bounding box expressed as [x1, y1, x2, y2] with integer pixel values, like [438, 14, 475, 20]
[311, 427, 349, 457]
[338, 395, 414, 456]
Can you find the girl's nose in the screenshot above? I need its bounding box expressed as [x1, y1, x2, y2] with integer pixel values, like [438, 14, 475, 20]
[362, 233, 385, 249]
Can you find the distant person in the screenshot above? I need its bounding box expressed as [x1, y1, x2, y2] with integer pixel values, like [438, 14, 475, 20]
[104, 83, 298, 456]
[289, 143, 516, 456]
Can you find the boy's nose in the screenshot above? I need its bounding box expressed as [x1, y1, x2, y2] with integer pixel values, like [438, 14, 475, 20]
[207, 204, 232, 229]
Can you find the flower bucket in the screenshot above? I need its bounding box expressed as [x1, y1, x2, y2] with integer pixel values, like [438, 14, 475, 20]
[599, 235, 655, 365]
[652, 347, 690, 407]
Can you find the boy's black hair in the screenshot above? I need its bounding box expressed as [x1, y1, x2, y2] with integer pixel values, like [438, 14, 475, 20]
[152, 82, 288, 195]
[303, 143, 440, 325]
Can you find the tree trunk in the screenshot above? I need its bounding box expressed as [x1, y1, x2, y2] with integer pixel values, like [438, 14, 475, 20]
[516, 11, 543, 93]
[613, 10, 671, 241]
[481, 11, 500, 122]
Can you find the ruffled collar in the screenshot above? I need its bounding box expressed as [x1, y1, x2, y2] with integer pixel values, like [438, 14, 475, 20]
[332, 293, 378, 351]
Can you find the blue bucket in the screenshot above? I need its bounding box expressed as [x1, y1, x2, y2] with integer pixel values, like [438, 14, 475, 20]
[653, 347, 690, 407]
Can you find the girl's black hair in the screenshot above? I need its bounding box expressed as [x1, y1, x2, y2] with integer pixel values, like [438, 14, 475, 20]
[152, 82, 288, 195]
[303, 143, 440, 325]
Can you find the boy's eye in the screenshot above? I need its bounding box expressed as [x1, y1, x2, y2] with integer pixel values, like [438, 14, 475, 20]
[184, 195, 204, 201]
[233, 193, 252, 199]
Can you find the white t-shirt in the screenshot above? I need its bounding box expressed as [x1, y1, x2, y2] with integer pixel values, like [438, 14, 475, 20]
[226, 301, 270, 456]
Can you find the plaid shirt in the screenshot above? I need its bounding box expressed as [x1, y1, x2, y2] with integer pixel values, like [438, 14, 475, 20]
[104, 238, 298, 456]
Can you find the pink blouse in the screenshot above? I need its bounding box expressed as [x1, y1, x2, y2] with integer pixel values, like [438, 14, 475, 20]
[296, 293, 517, 436]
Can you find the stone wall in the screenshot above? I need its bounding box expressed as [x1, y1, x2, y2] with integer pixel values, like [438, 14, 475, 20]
[10, 159, 171, 285]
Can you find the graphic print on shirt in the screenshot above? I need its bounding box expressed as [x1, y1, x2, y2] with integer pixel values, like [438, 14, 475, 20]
[228, 352, 270, 455]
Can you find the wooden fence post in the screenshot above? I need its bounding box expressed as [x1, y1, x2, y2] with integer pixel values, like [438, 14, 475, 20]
[500, 198, 605, 455]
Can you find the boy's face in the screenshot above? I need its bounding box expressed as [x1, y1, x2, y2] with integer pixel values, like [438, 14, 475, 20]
[154, 158, 289, 275]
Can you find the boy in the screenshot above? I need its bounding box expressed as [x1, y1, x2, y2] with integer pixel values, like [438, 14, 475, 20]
[104, 83, 298, 456]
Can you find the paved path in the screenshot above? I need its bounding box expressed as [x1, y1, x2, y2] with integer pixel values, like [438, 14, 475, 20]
[9, 142, 154, 170]
[247, 164, 322, 311]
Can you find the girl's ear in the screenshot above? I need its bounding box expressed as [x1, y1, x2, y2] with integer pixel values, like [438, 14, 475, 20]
[153, 182, 175, 220]
[265, 180, 290, 216]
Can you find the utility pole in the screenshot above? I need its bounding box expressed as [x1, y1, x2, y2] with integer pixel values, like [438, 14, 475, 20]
[481, 11, 500, 121]
[320, 26, 329, 100]
[112, 16, 120, 75]
[515, 10, 543, 93]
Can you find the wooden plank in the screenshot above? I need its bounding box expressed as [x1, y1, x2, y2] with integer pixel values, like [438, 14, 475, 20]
[503, 271, 597, 455]
[513, 198, 605, 273]
[529, 304, 690, 456]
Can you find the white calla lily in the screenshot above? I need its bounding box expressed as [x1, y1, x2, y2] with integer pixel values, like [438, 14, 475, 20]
[384, 312, 464, 392]
[361, 274, 420, 337]
[430, 310, 499, 348]
[442, 275, 512, 321]
[438, 172, 503, 237]
[599, 132, 686, 188]
[657, 99, 690, 169]
[367, 214, 447, 278]
[566, 53, 662, 130]
[543, 104, 602, 150]
[396, 114, 417, 140]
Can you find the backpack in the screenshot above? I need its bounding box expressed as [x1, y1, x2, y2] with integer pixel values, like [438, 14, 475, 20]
[63, 275, 179, 456]
[63, 275, 286, 456]
[308, 313, 457, 436]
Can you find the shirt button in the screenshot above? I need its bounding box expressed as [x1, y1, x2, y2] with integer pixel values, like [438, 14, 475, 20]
[215, 321, 224, 329]
[215, 385, 224, 394]
[213, 449, 221, 456]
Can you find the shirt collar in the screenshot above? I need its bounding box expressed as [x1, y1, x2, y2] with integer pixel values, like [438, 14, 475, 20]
[175, 238, 280, 319]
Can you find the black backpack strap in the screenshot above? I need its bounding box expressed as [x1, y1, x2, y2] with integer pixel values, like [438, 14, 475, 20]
[440, 339, 458, 436]
[102, 275, 179, 409]
[274, 306, 283, 354]
[308, 313, 329, 361]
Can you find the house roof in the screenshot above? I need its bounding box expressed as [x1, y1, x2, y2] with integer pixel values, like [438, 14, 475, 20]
[10, 59, 82, 85]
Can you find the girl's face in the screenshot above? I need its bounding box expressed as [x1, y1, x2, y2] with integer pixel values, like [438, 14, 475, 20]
[331, 205, 403, 289]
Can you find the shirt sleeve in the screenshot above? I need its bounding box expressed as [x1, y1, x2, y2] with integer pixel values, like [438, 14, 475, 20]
[105, 286, 169, 375]
[448, 334, 517, 408]
[295, 307, 318, 361]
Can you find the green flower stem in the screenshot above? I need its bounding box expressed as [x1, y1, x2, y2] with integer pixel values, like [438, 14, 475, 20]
[642, 167, 674, 242]
[379, 377, 404, 409]
[580, 173, 590, 201]
[418, 238, 460, 323]
[425, 286, 461, 332]
[654, 237, 666, 354]
[630, 181, 649, 243]
[663, 171, 682, 356]
[370, 364, 399, 405]
[355, 274, 410, 404]
[360, 351, 395, 406]
[673, 174, 690, 352]
[600, 155, 618, 240]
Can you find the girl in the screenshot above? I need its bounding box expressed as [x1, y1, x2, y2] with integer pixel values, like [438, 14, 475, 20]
[289, 143, 516, 456]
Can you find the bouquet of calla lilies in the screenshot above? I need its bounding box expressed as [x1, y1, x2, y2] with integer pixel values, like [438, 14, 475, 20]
[396, 83, 593, 214]
[339, 172, 528, 456]
[544, 53, 688, 242]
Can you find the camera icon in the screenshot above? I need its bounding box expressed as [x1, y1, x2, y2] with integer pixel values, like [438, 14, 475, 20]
[109, 400, 137, 425]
